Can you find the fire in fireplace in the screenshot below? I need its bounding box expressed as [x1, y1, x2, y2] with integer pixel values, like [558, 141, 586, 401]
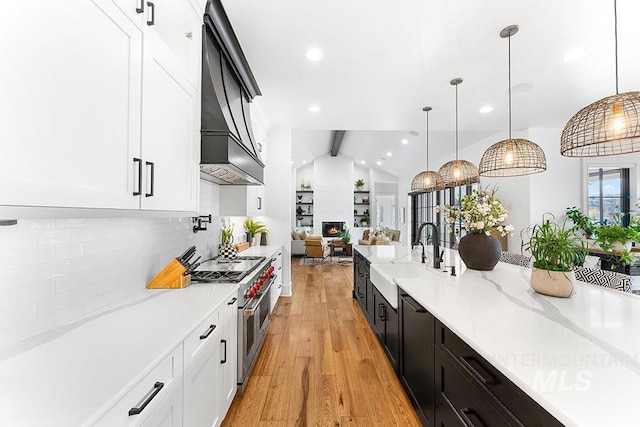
[322, 221, 346, 238]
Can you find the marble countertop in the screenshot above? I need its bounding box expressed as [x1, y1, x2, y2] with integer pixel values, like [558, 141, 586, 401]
[356, 245, 640, 427]
[0, 248, 283, 426]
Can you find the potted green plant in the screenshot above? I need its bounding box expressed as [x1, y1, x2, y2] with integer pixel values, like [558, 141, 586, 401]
[521, 215, 586, 297]
[359, 216, 369, 227]
[243, 217, 269, 246]
[355, 179, 365, 191]
[218, 218, 238, 259]
[595, 223, 638, 268]
[566, 206, 598, 240]
[338, 226, 351, 244]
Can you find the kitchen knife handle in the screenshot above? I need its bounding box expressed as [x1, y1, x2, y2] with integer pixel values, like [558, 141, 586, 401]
[136, 0, 144, 13]
[221, 339, 227, 363]
[145, 161, 154, 197]
[146, 2, 155, 26]
[128, 381, 164, 416]
[227, 297, 237, 305]
[199, 324, 216, 340]
[133, 158, 142, 196]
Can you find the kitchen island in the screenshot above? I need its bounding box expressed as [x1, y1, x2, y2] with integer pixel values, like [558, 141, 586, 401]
[355, 244, 640, 427]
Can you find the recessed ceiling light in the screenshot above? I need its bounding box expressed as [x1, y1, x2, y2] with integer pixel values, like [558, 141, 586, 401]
[562, 48, 587, 62]
[305, 47, 323, 61]
[376, 161, 381, 165]
[386, 152, 392, 157]
[360, 160, 366, 164]
[401, 139, 408, 144]
[479, 105, 493, 114]
[302, 160, 307, 164]
[290, 160, 294, 164]
[308, 104, 320, 112]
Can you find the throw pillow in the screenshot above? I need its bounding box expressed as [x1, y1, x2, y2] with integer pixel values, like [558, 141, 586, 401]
[362, 229, 370, 240]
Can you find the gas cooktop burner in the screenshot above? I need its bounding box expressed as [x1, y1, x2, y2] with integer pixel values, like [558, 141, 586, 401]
[190, 255, 266, 283]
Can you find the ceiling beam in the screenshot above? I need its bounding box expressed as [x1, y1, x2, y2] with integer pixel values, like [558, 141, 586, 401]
[330, 130, 346, 157]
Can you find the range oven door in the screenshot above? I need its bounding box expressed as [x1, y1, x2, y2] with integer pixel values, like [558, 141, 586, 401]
[238, 274, 275, 386]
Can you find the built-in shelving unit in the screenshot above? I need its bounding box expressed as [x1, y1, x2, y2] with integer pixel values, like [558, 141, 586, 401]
[353, 190, 370, 228]
[295, 190, 314, 227]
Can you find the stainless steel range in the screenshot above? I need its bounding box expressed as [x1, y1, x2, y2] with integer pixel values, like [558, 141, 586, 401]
[191, 255, 276, 392]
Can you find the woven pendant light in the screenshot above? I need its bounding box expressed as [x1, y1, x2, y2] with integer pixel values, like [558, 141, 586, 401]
[561, 0, 640, 157]
[438, 78, 479, 187]
[411, 106, 444, 193]
[479, 25, 547, 177]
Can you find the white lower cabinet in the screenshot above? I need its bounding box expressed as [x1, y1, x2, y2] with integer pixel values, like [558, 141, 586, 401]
[271, 248, 283, 311]
[94, 293, 238, 427]
[141, 378, 184, 427]
[95, 345, 184, 426]
[220, 296, 238, 415]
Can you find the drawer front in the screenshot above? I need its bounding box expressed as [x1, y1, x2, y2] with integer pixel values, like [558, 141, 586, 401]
[95, 344, 184, 426]
[435, 320, 562, 426]
[184, 309, 221, 369]
[435, 347, 515, 427]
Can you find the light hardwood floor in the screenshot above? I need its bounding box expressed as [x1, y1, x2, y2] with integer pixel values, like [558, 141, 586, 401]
[222, 258, 421, 426]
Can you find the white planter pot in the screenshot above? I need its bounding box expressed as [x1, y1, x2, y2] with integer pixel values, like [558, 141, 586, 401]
[611, 240, 632, 252]
[530, 267, 576, 298]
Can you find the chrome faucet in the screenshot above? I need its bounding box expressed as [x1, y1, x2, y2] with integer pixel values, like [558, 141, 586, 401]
[412, 222, 443, 269]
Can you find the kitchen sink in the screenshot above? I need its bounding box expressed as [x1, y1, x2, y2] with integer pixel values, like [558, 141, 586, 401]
[370, 262, 444, 309]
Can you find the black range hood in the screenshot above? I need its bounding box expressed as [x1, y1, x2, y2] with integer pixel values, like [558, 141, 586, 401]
[201, 0, 264, 185]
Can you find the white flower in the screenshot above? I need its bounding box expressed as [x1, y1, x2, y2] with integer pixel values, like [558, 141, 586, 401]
[505, 224, 514, 232]
[476, 221, 484, 230]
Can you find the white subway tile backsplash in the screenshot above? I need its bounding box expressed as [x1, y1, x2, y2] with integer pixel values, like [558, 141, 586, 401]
[37, 292, 70, 316]
[0, 303, 37, 330]
[0, 326, 17, 352]
[38, 229, 71, 246]
[18, 281, 54, 304]
[0, 179, 222, 351]
[0, 289, 18, 311]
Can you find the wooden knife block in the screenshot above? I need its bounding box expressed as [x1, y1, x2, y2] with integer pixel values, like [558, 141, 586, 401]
[147, 259, 191, 289]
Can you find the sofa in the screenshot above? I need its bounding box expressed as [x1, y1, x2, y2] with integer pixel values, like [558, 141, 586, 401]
[291, 228, 309, 256]
[358, 228, 401, 245]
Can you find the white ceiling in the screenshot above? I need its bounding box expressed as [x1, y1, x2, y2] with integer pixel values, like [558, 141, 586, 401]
[222, 0, 640, 176]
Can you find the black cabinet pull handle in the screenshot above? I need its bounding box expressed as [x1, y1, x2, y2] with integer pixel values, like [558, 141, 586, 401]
[459, 356, 498, 386]
[146, 2, 155, 25]
[228, 297, 237, 305]
[136, 0, 144, 13]
[378, 303, 384, 320]
[145, 161, 154, 197]
[129, 381, 164, 416]
[401, 295, 427, 313]
[199, 324, 216, 340]
[459, 408, 486, 427]
[221, 339, 227, 363]
[133, 158, 142, 196]
[257, 196, 262, 210]
[382, 305, 387, 321]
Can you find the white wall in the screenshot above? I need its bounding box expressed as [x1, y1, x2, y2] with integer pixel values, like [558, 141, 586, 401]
[0, 180, 221, 352]
[313, 155, 355, 236]
[264, 125, 292, 296]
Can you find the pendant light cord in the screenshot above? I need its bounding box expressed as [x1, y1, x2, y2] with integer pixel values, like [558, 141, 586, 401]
[425, 109, 430, 168]
[614, 0, 619, 95]
[508, 33, 512, 139]
[455, 83, 459, 161]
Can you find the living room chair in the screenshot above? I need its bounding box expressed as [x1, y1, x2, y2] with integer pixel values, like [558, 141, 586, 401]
[304, 236, 329, 264]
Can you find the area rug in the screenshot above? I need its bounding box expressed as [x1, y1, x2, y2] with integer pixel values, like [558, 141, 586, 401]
[298, 256, 353, 265]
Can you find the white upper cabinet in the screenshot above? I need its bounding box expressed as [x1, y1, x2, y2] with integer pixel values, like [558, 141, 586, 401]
[139, 0, 200, 211]
[0, 0, 200, 212]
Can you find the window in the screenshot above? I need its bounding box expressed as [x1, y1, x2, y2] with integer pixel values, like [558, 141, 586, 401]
[410, 184, 477, 248]
[587, 167, 630, 225]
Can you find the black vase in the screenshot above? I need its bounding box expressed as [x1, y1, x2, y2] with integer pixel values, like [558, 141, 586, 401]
[458, 233, 501, 271]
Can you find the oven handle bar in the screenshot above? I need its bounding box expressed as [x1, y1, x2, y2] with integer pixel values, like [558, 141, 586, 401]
[243, 274, 275, 316]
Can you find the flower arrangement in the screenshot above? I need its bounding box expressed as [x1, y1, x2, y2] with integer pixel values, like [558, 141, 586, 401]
[437, 188, 514, 236]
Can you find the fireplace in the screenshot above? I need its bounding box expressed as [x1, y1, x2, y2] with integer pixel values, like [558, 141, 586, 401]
[322, 221, 345, 238]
